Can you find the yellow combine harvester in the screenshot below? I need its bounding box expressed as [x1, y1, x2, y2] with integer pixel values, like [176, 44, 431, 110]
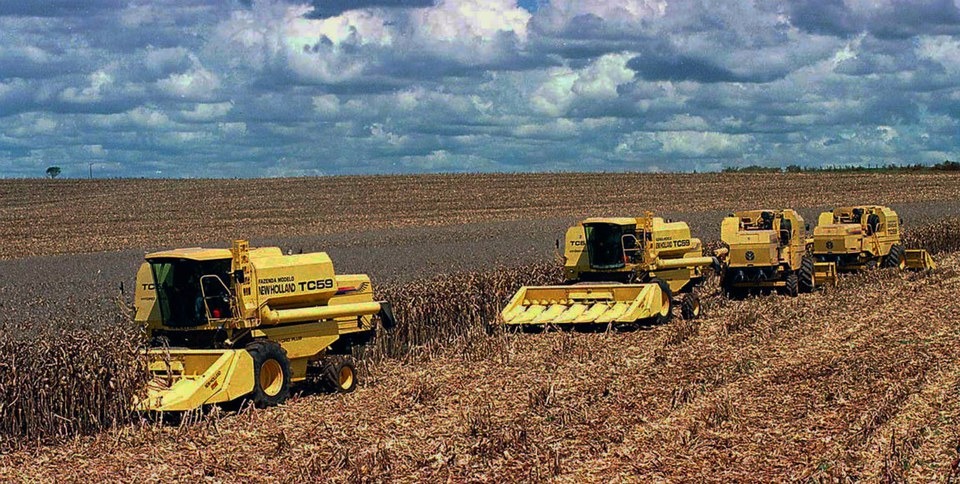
[134, 240, 394, 411]
[719, 209, 833, 297]
[501, 213, 719, 329]
[811, 205, 936, 272]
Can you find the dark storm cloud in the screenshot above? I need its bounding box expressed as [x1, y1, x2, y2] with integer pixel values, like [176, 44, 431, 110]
[787, 0, 862, 37]
[627, 51, 781, 83]
[0, 0, 126, 17]
[299, 0, 436, 18]
[789, 0, 960, 39]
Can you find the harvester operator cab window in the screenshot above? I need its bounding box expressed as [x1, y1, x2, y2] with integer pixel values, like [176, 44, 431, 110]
[759, 211, 774, 230]
[779, 218, 792, 245]
[865, 213, 881, 236]
[622, 231, 641, 263]
[201, 275, 233, 320]
[852, 208, 864, 224]
[584, 223, 627, 270]
[150, 258, 232, 327]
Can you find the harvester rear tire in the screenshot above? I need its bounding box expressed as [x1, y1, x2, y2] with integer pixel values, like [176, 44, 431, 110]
[651, 278, 673, 325]
[883, 244, 905, 269]
[799, 256, 815, 293]
[246, 340, 292, 408]
[680, 293, 701, 320]
[784, 273, 799, 297]
[324, 356, 358, 394]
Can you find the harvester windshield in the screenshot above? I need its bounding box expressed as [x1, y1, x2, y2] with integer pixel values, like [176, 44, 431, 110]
[584, 223, 636, 270]
[150, 258, 232, 327]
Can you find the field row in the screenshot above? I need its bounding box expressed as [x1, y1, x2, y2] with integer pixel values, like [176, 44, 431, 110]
[1, 172, 958, 259]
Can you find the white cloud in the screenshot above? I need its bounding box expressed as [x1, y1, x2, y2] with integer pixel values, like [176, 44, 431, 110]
[180, 102, 233, 122]
[413, 0, 530, 43]
[60, 70, 114, 103]
[312, 94, 340, 117]
[617, 130, 752, 158]
[916, 36, 960, 74]
[531, 53, 634, 116]
[157, 67, 220, 100]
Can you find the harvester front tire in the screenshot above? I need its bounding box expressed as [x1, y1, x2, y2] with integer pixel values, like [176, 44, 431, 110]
[680, 293, 701, 320]
[784, 273, 799, 297]
[884, 244, 905, 269]
[324, 356, 358, 394]
[799, 256, 815, 293]
[247, 340, 292, 408]
[651, 278, 673, 325]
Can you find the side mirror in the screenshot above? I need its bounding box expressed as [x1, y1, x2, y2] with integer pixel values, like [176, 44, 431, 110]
[555, 239, 560, 250]
[233, 269, 245, 284]
[805, 223, 810, 232]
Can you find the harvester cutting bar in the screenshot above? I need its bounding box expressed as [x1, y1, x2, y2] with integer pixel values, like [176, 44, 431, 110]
[814, 262, 838, 287]
[136, 349, 255, 412]
[903, 249, 937, 271]
[500, 283, 667, 326]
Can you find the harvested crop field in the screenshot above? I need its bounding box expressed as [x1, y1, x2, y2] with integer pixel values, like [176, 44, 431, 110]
[0, 172, 959, 482]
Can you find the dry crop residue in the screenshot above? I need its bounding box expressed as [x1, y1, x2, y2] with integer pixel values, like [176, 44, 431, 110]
[1, 245, 959, 481]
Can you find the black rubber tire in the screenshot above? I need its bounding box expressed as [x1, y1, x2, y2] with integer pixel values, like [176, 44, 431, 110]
[680, 293, 701, 320]
[323, 355, 358, 394]
[650, 278, 673, 325]
[246, 340, 292, 408]
[799, 255, 815, 293]
[784, 273, 799, 297]
[883, 244, 905, 269]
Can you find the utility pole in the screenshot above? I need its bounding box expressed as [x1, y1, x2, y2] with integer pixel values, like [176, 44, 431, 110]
[89, 163, 93, 179]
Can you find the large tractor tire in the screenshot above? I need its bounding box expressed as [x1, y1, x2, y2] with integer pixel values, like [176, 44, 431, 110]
[651, 278, 673, 325]
[799, 255, 816, 293]
[883, 244, 906, 269]
[246, 340, 292, 408]
[680, 293, 702, 320]
[323, 355, 358, 394]
[784, 273, 799, 297]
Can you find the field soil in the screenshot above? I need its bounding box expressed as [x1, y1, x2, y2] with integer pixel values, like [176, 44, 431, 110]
[0, 172, 959, 482]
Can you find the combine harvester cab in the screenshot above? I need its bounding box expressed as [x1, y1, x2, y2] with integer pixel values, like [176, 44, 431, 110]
[719, 209, 830, 297]
[811, 206, 936, 273]
[502, 212, 718, 329]
[133, 240, 394, 412]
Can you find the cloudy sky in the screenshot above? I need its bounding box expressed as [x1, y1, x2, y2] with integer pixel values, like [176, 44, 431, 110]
[1, 0, 959, 177]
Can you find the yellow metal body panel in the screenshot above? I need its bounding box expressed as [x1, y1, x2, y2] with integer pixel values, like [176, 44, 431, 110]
[137, 349, 254, 412]
[135, 262, 161, 326]
[501, 283, 667, 326]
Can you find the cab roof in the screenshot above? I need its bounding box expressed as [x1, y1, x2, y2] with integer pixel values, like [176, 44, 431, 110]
[581, 217, 640, 225]
[145, 247, 232, 261]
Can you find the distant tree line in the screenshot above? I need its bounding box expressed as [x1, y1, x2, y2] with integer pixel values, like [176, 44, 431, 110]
[723, 160, 960, 173]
